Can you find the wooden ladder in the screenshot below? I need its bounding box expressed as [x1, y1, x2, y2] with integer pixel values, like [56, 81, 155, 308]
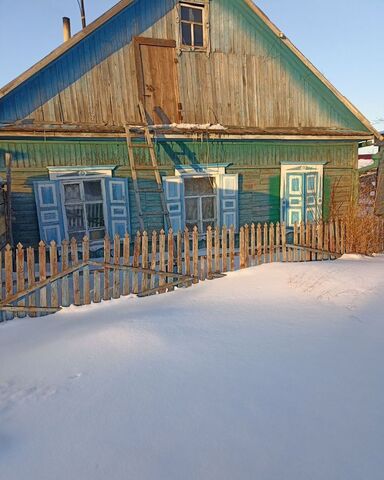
[125, 103, 171, 232]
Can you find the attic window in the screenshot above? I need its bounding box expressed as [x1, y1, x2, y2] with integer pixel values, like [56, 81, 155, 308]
[180, 3, 205, 49]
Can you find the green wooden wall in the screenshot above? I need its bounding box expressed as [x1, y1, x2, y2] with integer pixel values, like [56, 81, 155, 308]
[0, 138, 358, 246]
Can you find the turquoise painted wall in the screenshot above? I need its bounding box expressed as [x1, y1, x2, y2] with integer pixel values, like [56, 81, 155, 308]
[0, 138, 358, 245]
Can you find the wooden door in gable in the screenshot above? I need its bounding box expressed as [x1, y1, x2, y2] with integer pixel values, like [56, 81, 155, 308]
[135, 37, 181, 124]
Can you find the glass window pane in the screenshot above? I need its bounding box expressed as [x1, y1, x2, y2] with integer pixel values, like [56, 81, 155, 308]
[202, 196, 215, 220]
[86, 203, 105, 228]
[84, 180, 102, 201]
[194, 24, 204, 46]
[192, 7, 203, 23]
[184, 177, 214, 196]
[64, 183, 81, 203]
[181, 22, 192, 45]
[181, 6, 202, 22]
[185, 197, 198, 221]
[65, 204, 85, 230]
[181, 6, 190, 21]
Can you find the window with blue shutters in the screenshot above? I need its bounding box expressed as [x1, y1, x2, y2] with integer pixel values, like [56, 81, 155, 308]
[34, 176, 131, 243]
[164, 170, 239, 233]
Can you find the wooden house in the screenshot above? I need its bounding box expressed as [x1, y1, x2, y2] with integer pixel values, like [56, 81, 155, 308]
[0, 0, 381, 247]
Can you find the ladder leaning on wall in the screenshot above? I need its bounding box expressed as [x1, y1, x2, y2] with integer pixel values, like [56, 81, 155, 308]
[124, 102, 171, 232]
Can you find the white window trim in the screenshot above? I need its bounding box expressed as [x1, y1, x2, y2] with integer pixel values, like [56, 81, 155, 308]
[60, 177, 109, 242]
[47, 165, 117, 180]
[175, 164, 230, 231]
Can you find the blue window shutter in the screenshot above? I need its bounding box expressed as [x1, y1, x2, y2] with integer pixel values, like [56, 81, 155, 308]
[163, 176, 184, 232]
[220, 174, 239, 231]
[104, 178, 131, 237]
[33, 181, 65, 244]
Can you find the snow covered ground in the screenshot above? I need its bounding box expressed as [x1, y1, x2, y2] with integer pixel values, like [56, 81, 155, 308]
[1, 255, 384, 480]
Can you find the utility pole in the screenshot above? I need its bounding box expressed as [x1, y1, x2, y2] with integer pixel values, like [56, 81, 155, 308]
[78, 0, 86, 28]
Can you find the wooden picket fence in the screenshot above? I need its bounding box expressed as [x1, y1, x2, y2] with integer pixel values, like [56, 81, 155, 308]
[0, 218, 378, 321]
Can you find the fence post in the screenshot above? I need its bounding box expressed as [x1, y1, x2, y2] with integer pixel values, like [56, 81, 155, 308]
[293, 222, 298, 262]
[177, 230, 183, 275]
[281, 223, 287, 262]
[244, 224, 250, 268]
[123, 233, 130, 295]
[318, 221, 324, 261]
[214, 225, 221, 273]
[27, 247, 35, 315]
[15, 243, 25, 317]
[104, 235, 111, 300]
[239, 226, 245, 269]
[340, 220, 346, 255]
[334, 218, 341, 254]
[61, 240, 69, 307]
[159, 229, 166, 293]
[38, 241, 47, 309]
[222, 225, 228, 272]
[193, 226, 199, 283]
[257, 223, 262, 265]
[263, 223, 268, 263]
[329, 219, 335, 254]
[133, 232, 140, 295]
[299, 221, 305, 262]
[113, 234, 121, 299]
[269, 223, 274, 263]
[206, 226, 213, 277]
[276, 222, 281, 262]
[82, 236, 90, 304]
[167, 229, 173, 291]
[184, 227, 191, 277]
[141, 231, 149, 294]
[250, 223, 256, 266]
[229, 225, 235, 271]
[150, 231, 157, 290]
[324, 221, 329, 258]
[49, 240, 59, 309]
[305, 222, 311, 261]
[311, 222, 317, 261]
[71, 238, 81, 305]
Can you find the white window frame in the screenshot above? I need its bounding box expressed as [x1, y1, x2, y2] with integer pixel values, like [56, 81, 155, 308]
[184, 175, 217, 232]
[175, 164, 230, 232]
[60, 176, 109, 242]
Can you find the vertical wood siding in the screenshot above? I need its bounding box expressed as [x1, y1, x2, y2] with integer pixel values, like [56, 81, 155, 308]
[0, 0, 368, 132]
[0, 139, 358, 246]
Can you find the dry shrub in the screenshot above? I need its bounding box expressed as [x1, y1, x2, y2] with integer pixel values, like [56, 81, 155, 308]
[329, 181, 384, 255]
[344, 207, 384, 255]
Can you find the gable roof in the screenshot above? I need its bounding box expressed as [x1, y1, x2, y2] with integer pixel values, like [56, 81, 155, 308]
[0, 0, 381, 140]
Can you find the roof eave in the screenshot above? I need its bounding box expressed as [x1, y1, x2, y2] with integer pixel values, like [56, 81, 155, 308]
[243, 0, 382, 142]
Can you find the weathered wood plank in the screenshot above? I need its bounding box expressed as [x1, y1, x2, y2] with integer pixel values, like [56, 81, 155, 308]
[104, 235, 111, 300]
[61, 240, 70, 307]
[49, 240, 59, 309]
[71, 238, 81, 305]
[123, 232, 130, 296]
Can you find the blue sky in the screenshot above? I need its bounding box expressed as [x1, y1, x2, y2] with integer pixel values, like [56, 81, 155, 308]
[0, 0, 382, 131]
